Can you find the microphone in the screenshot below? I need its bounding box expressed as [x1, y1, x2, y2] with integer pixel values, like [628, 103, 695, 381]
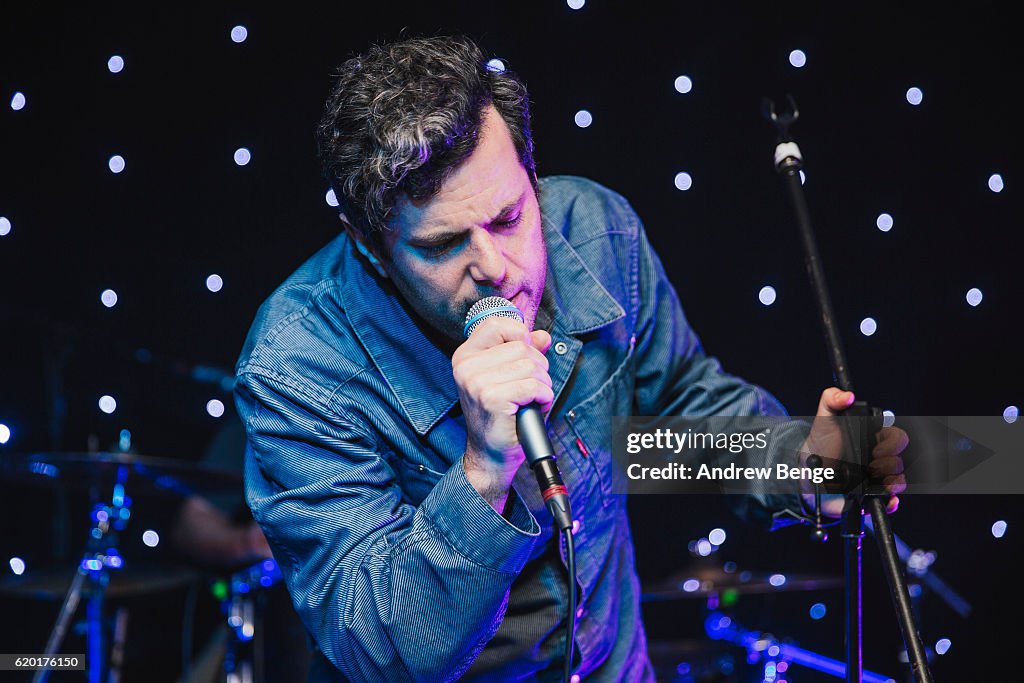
[463, 297, 574, 531]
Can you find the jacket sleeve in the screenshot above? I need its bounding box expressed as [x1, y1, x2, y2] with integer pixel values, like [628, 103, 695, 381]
[630, 220, 810, 529]
[235, 370, 540, 682]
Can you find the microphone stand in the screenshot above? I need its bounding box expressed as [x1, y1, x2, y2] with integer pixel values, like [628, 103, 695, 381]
[762, 95, 934, 683]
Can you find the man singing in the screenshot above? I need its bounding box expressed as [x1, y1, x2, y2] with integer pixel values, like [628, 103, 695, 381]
[234, 35, 907, 681]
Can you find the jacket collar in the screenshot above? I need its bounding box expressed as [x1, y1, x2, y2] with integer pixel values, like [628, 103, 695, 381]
[340, 214, 624, 435]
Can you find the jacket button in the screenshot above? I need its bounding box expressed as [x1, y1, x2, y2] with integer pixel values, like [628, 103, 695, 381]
[567, 410, 576, 421]
[554, 341, 569, 355]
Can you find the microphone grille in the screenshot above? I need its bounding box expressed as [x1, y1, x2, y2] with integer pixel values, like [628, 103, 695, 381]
[463, 296, 524, 338]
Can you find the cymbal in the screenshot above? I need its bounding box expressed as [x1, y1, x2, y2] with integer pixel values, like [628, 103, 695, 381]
[0, 451, 243, 497]
[642, 563, 842, 602]
[0, 564, 200, 600]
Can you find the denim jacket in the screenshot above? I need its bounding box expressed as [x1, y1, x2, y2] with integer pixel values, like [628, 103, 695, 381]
[235, 176, 807, 681]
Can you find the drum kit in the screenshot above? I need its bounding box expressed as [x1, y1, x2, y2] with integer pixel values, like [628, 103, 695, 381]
[640, 558, 901, 683]
[0, 450, 287, 683]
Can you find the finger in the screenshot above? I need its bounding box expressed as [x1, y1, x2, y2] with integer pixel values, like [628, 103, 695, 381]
[883, 474, 907, 496]
[458, 340, 550, 376]
[816, 387, 855, 417]
[868, 455, 904, 476]
[492, 378, 555, 415]
[873, 427, 910, 457]
[531, 329, 553, 354]
[885, 495, 900, 514]
[465, 315, 531, 349]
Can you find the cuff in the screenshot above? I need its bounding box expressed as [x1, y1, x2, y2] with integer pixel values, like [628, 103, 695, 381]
[419, 455, 540, 574]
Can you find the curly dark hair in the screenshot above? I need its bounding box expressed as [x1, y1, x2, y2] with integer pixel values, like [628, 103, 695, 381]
[315, 35, 538, 254]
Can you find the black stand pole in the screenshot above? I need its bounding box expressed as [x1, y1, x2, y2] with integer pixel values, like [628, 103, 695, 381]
[763, 96, 934, 683]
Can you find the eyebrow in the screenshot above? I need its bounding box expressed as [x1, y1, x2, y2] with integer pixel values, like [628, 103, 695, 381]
[407, 194, 525, 246]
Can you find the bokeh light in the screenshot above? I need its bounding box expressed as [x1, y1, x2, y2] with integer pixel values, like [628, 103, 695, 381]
[674, 172, 693, 191]
[574, 110, 593, 128]
[1004, 406, 1019, 424]
[988, 174, 1004, 193]
[966, 288, 983, 307]
[789, 49, 807, 68]
[142, 530, 160, 547]
[860, 317, 878, 336]
[231, 25, 248, 43]
[0, 424, 10, 445]
[0, 217, 11, 236]
[809, 603, 827, 620]
[674, 75, 693, 94]
[101, 289, 118, 308]
[935, 638, 951, 655]
[206, 274, 224, 292]
[326, 188, 338, 207]
[758, 286, 777, 306]
[906, 87, 924, 105]
[107, 55, 125, 73]
[9, 557, 25, 575]
[567, 0, 586, 9]
[234, 147, 252, 166]
[991, 520, 1007, 538]
[207, 399, 226, 418]
[108, 155, 126, 174]
[708, 528, 726, 545]
[10, 92, 26, 110]
[486, 58, 506, 72]
[876, 213, 894, 232]
[99, 395, 117, 414]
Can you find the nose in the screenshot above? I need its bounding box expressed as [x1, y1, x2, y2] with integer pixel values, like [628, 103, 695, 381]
[467, 230, 507, 286]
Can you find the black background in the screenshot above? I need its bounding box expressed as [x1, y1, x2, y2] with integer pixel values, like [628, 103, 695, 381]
[1, 2, 1020, 681]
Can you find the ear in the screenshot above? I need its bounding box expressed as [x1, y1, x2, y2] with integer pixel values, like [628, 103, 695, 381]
[340, 213, 388, 279]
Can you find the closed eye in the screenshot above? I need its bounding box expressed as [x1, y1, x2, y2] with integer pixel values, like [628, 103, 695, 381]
[492, 213, 523, 229]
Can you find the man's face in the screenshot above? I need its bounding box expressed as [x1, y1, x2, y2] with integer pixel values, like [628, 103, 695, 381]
[368, 105, 547, 345]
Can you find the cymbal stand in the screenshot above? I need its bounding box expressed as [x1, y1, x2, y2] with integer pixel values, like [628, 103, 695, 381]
[223, 558, 282, 683]
[34, 463, 131, 683]
[762, 95, 933, 683]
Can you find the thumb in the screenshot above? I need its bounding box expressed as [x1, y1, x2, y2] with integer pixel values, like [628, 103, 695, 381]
[817, 387, 855, 417]
[531, 329, 553, 354]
